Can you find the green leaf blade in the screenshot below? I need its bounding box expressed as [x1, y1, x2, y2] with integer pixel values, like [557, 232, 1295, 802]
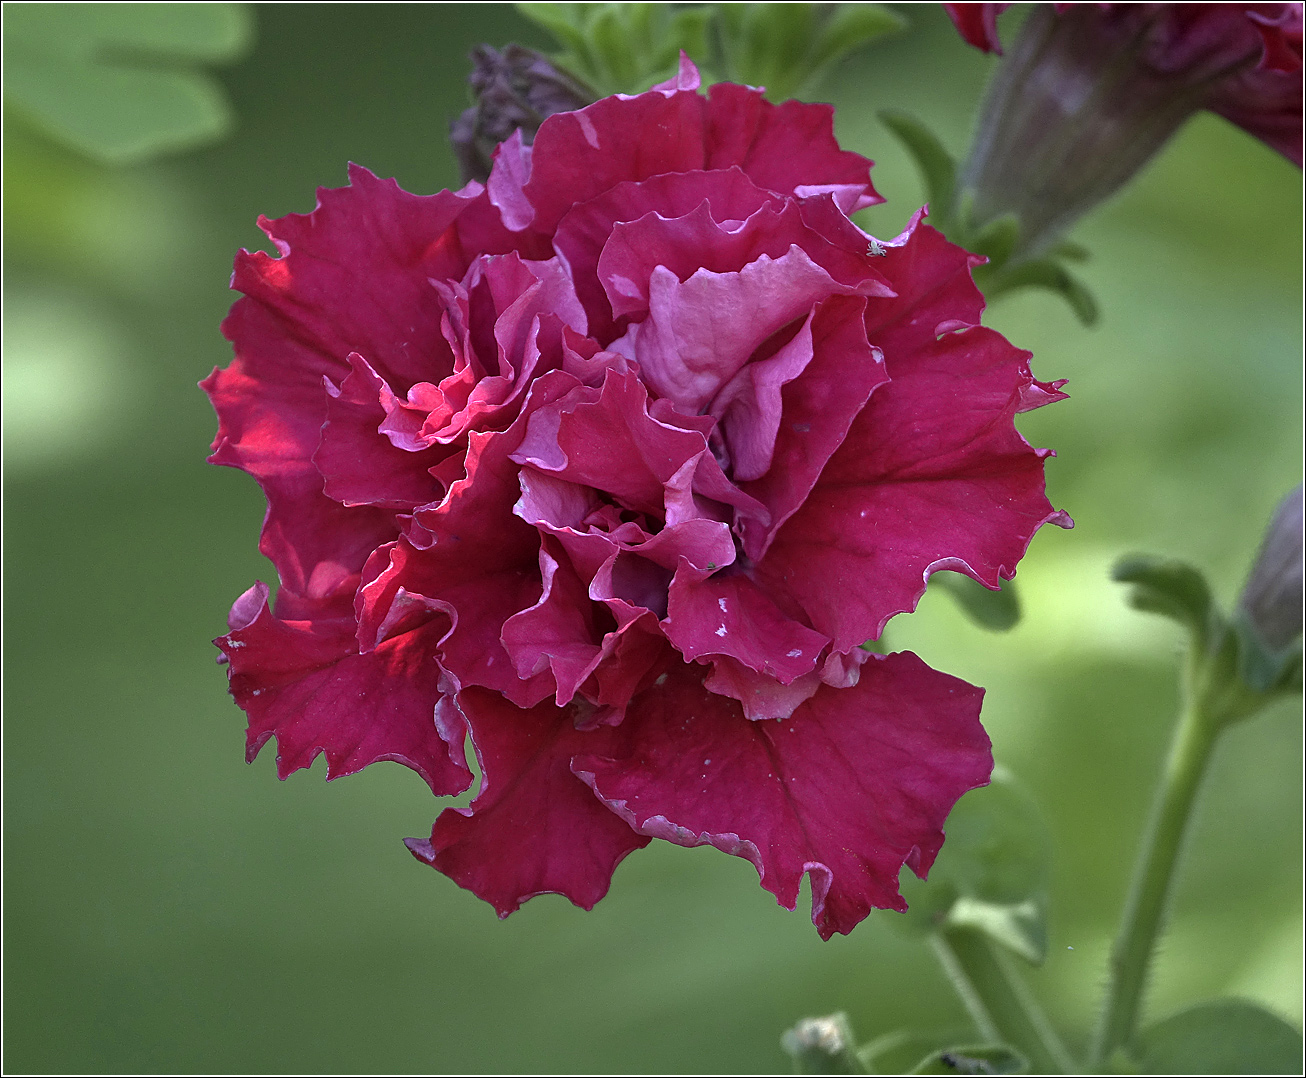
[3, 1, 253, 163]
[1135, 999, 1303, 1075]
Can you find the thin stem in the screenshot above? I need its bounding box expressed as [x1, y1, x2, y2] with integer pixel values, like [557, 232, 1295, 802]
[1088, 674, 1224, 1065]
[933, 928, 1076, 1074]
[930, 933, 1000, 1044]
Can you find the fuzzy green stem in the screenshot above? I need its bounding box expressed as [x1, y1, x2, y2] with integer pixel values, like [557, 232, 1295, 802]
[1089, 677, 1224, 1065]
[931, 928, 1076, 1073]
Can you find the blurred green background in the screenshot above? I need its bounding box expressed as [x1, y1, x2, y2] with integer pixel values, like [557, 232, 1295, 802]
[3, 4, 1300, 1073]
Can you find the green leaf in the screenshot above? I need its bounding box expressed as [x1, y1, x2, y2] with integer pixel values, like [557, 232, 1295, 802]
[908, 1043, 1029, 1075]
[515, 3, 591, 55]
[945, 896, 1046, 967]
[587, 5, 640, 89]
[810, 5, 906, 73]
[980, 257, 1100, 326]
[1047, 238, 1090, 262]
[878, 110, 957, 226]
[781, 1013, 869, 1074]
[732, 3, 818, 98]
[1112, 555, 1217, 649]
[860, 1032, 959, 1075]
[930, 572, 1021, 632]
[898, 768, 1052, 963]
[967, 214, 1021, 269]
[1232, 608, 1301, 694]
[1134, 999, 1303, 1075]
[3, 2, 252, 163]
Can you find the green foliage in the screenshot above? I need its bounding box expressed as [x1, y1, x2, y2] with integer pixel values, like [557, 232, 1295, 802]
[930, 573, 1022, 632]
[908, 1043, 1029, 1075]
[898, 768, 1052, 965]
[712, 3, 905, 102]
[878, 109, 1099, 325]
[1131, 999, 1303, 1075]
[1112, 554, 1301, 723]
[516, 2, 903, 99]
[859, 1032, 959, 1075]
[1112, 556, 1216, 649]
[3, 2, 253, 163]
[516, 2, 712, 94]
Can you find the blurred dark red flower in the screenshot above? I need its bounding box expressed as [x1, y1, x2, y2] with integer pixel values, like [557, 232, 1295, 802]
[945, 2, 1303, 165]
[204, 58, 1068, 938]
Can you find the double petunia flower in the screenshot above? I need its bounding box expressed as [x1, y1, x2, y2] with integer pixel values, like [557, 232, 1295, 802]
[204, 58, 1068, 938]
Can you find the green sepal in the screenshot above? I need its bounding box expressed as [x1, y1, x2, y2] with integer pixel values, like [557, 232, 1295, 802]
[1232, 607, 1304, 695]
[1131, 999, 1303, 1075]
[1111, 555, 1217, 650]
[516, 2, 710, 95]
[1047, 238, 1090, 262]
[1113, 554, 1301, 723]
[908, 1043, 1029, 1075]
[878, 109, 958, 229]
[879, 110, 1100, 324]
[810, 4, 906, 73]
[897, 768, 1052, 965]
[3, 2, 253, 163]
[930, 572, 1021, 632]
[781, 1013, 869, 1074]
[945, 896, 1046, 967]
[966, 214, 1021, 269]
[859, 1032, 960, 1076]
[515, 3, 591, 56]
[976, 256, 1100, 326]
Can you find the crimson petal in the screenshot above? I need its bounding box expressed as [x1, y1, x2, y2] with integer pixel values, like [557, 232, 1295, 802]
[406, 689, 650, 915]
[574, 653, 991, 939]
[217, 583, 470, 797]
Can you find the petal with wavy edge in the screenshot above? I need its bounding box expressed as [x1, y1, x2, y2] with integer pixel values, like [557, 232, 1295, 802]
[573, 652, 991, 939]
[316, 353, 450, 510]
[609, 246, 874, 415]
[407, 690, 650, 916]
[216, 583, 470, 797]
[496, 61, 877, 237]
[663, 572, 828, 683]
[755, 325, 1071, 651]
[735, 295, 889, 561]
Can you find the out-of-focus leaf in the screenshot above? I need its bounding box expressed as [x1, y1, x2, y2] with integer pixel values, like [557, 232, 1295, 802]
[3, 2, 253, 163]
[980, 257, 1100, 326]
[1133, 999, 1303, 1075]
[515, 3, 591, 56]
[898, 768, 1052, 963]
[945, 896, 1046, 967]
[859, 1032, 960, 1075]
[781, 1013, 869, 1074]
[967, 214, 1020, 268]
[810, 5, 906, 73]
[1112, 555, 1216, 649]
[931, 572, 1021, 632]
[908, 1043, 1029, 1075]
[879, 109, 958, 226]
[517, 2, 712, 94]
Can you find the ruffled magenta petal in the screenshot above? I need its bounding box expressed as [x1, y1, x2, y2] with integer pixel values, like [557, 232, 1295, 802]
[574, 653, 991, 939]
[407, 689, 650, 915]
[316, 354, 451, 510]
[755, 324, 1070, 651]
[663, 572, 828, 683]
[217, 583, 470, 796]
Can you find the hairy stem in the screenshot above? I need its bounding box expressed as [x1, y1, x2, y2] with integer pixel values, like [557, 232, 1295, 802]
[1089, 675, 1224, 1065]
[933, 928, 1076, 1073]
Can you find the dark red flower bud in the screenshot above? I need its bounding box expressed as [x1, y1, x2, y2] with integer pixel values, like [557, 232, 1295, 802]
[1240, 486, 1304, 653]
[952, 3, 1302, 254]
[450, 44, 598, 185]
